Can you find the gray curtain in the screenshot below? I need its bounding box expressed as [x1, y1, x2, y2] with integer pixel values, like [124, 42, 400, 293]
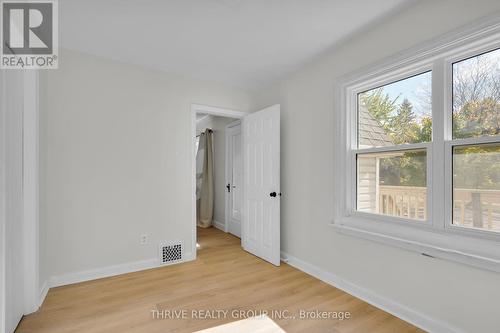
[196, 129, 214, 228]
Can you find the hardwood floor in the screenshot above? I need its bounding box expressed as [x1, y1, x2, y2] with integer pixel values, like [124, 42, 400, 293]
[16, 227, 424, 333]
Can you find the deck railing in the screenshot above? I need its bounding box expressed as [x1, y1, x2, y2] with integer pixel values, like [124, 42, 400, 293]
[453, 188, 500, 230]
[378, 186, 427, 220]
[378, 186, 500, 230]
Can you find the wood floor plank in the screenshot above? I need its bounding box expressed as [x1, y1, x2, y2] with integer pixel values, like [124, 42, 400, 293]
[15, 227, 425, 333]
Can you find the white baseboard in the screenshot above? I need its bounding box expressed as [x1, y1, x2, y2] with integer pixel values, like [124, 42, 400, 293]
[36, 255, 195, 309]
[48, 258, 160, 288]
[48, 255, 195, 289]
[38, 280, 49, 309]
[280, 251, 462, 333]
[213, 220, 225, 232]
[184, 251, 195, 262]
[40, 248, 457, 332]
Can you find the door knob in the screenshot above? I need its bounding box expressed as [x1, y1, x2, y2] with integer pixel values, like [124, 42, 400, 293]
[226, 183, 231, 192]
[270, 192, 277, 197]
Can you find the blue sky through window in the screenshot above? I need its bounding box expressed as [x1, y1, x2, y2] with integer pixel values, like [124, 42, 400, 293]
[382, 71, 432, 121]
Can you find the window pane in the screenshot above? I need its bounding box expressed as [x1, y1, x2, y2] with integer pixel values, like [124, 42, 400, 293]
[452, 48, 500, 139]
[357, 72, 432, 148]
[453, 144, 500, 232]
[357, 149, 427, 220]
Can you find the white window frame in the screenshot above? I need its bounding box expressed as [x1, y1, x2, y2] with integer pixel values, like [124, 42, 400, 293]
[350, 65, 434, 228]
[334, 17, 500, 273]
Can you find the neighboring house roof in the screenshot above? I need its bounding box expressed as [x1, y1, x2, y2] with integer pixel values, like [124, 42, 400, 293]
[358, 104, 393, 148]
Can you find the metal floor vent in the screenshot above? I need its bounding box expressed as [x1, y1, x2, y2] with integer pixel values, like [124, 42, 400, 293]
[159, 242, 182, 264]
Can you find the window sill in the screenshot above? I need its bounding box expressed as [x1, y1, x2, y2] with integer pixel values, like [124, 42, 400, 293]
[332, 215, 500, 273]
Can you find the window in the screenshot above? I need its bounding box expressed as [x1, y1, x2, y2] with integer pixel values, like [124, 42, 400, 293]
[450, 48, 500, 232]
[452, 48, 500, 139]
[357, 149, 427, 220]
[337, 25, 500, 272]
[452, 144, 500, 232]
[358, 72, 432, 148]
[355, 72, 431, 221]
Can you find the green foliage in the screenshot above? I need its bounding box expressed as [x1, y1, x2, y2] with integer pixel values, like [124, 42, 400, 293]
[359, 91, 430, 145]
[360, 91, 430, 187]
[360, 51, 500, 191]
[361, 90, 500, 189]
[379, 150, 427, 187]
[418, 116, 432, 143]
[453, 144, 500, 190]
[453, 98, 500, 138]
[390, 98, 419, 144]
[359, 88, 398, 130]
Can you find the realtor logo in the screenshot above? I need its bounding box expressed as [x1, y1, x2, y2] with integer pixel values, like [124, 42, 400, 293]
[1, 0, 58, 69]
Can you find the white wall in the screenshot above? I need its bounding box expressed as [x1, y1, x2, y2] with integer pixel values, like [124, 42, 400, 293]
[254, 1, 500, 332]
[43, 49, 254, 281]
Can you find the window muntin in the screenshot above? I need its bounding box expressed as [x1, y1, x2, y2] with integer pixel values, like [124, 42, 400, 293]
[452, 48, 500, 139]
[452, 143, 500, 232]
[357, 149, 427, 221]
[357, 71, 432, 149]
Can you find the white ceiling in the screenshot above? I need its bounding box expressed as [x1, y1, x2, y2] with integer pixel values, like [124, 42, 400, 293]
[60, 0, 412, 90]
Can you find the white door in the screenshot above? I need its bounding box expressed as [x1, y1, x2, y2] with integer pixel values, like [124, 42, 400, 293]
[225, 122, 242, 238]
[242, 105, 280, 266]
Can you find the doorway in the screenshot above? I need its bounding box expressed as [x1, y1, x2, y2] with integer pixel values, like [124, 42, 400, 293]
[195, 113, 241, 237]
[191, 104, 281, 266]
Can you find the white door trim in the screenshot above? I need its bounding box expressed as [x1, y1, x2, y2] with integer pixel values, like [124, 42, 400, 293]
[1, 70, 41, 333]
[224, 120, 242, 236]
[190, 104, 248, 258]
[0, 67, 6, 333]
[22, 71, 40, 314]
